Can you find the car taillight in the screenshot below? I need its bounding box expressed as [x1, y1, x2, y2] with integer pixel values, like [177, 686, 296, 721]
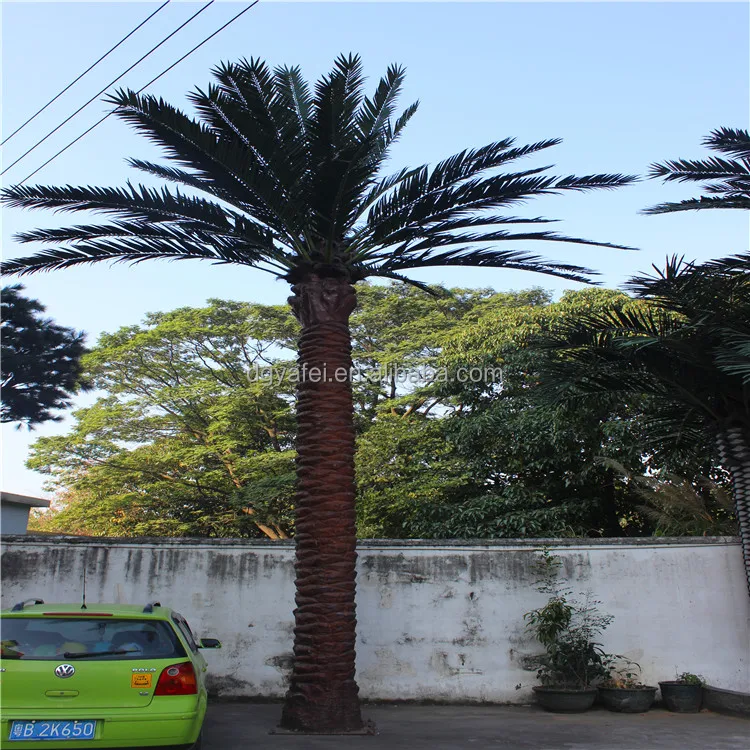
[154, 662, 197, 696]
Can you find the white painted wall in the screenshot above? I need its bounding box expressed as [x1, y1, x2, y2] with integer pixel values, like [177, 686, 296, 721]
[2, 537, 748, 701]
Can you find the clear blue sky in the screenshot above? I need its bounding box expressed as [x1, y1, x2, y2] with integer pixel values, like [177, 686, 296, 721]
[2, 1, 749, 497]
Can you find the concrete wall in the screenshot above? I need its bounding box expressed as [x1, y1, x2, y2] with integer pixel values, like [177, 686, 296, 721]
[2, 536, 748, 701]
[1, 504, 31, 535]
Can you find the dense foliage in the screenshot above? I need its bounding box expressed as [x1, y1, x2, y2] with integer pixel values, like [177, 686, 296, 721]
[1, 284, 88, 427]
[30, 282, 734, 539]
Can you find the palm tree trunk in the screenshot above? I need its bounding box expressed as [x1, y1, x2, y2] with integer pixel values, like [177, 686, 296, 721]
[279, 274, 364, 732]
[717, 426, 750, 597]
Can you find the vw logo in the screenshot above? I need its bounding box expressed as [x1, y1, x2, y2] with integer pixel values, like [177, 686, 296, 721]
[54, 664, 76, 679]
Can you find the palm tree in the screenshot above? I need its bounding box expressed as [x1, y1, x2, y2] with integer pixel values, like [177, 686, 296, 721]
[535, 254, 750, 595]
[644, 127, 750, 213]
[1, 55, 635, 732]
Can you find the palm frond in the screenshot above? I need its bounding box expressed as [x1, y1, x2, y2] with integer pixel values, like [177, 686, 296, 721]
[356, 63, 406, 140]
[370, 246, 598, 283]
[716, 332, 750, 384]
[642, 196, 750, 214]
[273, 64, 314, 140]
[310, 53, 365, 156]
[704, 127, 750, 159]
[0, 227, 284, 277]
[107, 88, 303, 238]
[358, 268, 441, 296]
[14, 215, 276, 253]
[375, 228, 635, 259]
[648, 157, 750, 183]
[646, 127, 750, 214]
[389, 101, 419, 142]
[706, 252, 750, 273]
[1, 182, 231, 228]
[354, 166, 425, 217]
[196, 59, 312, 183]
[362, 168, 635, 250]
[305, 56, 419, 253]
[126, 158, 265, 220]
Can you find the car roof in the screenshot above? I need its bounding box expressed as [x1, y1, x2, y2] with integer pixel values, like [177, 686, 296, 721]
[1, 603, 175, 619]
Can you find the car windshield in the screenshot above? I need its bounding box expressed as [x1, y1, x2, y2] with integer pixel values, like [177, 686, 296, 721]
[0, 617, 187, 661]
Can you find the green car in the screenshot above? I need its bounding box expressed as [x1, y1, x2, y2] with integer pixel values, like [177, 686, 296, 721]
[0, 599, 221, 748]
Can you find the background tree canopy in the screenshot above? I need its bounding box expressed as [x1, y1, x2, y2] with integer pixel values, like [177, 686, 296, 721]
[30, 282, 735, 539]
[1, 284, 88, 428]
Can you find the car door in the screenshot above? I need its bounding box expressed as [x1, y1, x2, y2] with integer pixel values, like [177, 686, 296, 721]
[171, 614, 208, 691]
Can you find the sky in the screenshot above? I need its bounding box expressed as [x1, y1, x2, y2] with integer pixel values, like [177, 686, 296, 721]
[1, 1, 749, 497]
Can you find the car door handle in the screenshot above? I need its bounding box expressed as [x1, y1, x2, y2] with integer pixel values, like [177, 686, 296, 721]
[45, 690, 79, 697]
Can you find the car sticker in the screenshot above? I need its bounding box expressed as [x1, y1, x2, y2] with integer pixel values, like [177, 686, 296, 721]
[131, 673, 152, 688]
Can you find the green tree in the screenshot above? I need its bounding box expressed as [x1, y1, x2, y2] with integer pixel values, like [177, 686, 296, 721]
[1, 284, 87, 427]
[1, 55, 634, 732]
[645, 127, 750, 213]
[534, 256, 750, 593]
[29, 285, 484, 539]
[437, 288, 665, 537]
[28, 300, 297, 539]
[354, 289, 647, 540]
[356, 414, 473, 537]
[349, 283, 493, 425]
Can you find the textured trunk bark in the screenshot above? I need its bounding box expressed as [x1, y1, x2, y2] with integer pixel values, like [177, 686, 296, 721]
[279, 274, 364, 733]
[717, 426, 750, 597]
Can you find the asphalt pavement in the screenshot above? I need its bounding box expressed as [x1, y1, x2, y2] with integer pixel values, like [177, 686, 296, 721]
[202, 702, 749, 750]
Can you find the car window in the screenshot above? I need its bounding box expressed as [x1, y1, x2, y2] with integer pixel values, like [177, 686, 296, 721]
[171, 614, 198, 653]
[0, 618, 187, 661]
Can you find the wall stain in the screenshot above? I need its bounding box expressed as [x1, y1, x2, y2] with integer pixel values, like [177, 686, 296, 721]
[265, 653, 294, 675]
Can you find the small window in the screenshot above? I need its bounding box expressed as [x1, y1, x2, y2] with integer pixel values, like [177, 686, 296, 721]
[0, 618, 187, 661]
[172, 614, 198, 653]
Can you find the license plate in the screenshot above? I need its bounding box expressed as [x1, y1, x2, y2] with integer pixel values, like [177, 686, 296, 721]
[9, 720, 97, 741]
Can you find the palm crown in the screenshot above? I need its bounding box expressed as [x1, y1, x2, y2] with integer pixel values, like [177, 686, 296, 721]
[537, 254, 750, 444]
[1, 55, 634, 285]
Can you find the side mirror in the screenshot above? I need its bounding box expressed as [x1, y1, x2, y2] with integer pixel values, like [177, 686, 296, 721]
[199, 637, 222, 649]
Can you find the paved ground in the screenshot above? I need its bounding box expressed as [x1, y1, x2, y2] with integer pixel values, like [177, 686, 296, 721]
[202, 702, 749, 749]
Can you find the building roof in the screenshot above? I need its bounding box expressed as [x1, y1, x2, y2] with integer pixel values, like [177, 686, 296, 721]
[1, 491, 51, 508]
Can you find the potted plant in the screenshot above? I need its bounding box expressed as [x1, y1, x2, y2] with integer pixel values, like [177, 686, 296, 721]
[598, 658, 657, 713]
[524, 548, 612, 712]
[659, 672, 705, 713]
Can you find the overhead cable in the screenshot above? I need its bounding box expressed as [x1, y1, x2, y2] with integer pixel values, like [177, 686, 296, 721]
[17, 0, 260, 186]
[2, 0, 216, 176]
[1, 0, 172, 147]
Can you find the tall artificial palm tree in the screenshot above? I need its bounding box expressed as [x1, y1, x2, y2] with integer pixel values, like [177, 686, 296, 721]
[535, 254, 750, 595]
[1, 55, 635, 732]
[644, 127, 750, 213]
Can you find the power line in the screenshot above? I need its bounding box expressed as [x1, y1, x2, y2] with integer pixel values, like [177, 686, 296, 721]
[1, 1, 172, 147]
[18, 1, 260, 186]
[2, 1, 216, 177]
